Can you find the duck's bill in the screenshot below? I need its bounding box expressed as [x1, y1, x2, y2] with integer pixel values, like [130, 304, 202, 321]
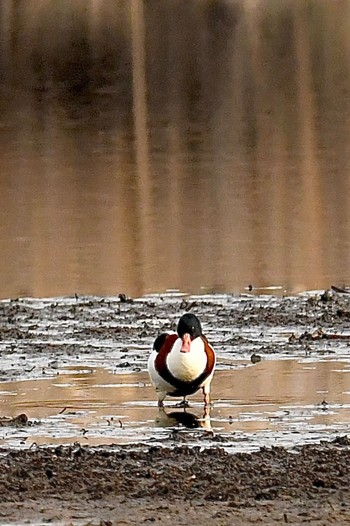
[180, 333, 191, 353]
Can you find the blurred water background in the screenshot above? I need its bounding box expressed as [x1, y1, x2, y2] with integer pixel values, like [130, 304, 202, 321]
[1, 0, 350, 299]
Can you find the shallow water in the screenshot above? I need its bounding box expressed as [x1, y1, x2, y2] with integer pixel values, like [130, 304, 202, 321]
[1, 359, 350, 452]
[2, 2, 350, 298]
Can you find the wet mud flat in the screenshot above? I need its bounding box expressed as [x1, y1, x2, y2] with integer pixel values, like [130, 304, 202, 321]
[1, 289, 350, 523]
[1, 438, 350, 525]
[0, 288, 350, 383]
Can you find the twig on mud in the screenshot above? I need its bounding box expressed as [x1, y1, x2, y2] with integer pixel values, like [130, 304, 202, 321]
[322, 333, 350, 340]
[331, 285, 350, 294]
[289, 328, 350, 342]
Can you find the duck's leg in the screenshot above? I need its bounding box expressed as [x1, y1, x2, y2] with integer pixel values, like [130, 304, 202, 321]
[157, 391, 166, 407]
[202, 386, 211, 406]
[203, 404, 211, 418]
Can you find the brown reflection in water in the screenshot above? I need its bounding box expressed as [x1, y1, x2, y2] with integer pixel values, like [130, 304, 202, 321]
[1, 2, 350, 297]
[0, 361, 350, 446]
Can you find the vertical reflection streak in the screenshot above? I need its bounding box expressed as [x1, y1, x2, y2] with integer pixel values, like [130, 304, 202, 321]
[130, 0, 152, 294]
[293, 3, 323, 290]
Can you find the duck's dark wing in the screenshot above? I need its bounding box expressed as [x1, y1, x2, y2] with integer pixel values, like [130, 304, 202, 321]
[153, 332, 172, 352]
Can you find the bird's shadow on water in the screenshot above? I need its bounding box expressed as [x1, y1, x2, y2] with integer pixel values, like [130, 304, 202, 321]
[155, 406, 212, 430]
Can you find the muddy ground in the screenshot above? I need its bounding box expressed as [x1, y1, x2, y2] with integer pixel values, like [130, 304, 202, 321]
[1, 288, 350, 524]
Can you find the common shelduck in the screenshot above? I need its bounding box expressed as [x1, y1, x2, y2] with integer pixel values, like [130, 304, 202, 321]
[148, 313, 216, 407]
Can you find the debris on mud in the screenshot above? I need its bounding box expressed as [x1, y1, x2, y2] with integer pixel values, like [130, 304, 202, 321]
[0, 414, 29, 427]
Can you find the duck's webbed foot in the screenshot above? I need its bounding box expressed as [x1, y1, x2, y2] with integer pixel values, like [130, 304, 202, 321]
[175, 398, 189, 408]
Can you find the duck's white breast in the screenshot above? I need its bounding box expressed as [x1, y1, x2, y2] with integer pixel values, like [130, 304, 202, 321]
[166, 337, 207, 382]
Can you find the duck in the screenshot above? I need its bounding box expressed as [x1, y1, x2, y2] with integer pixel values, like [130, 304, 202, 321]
[147, 313, 216, 407]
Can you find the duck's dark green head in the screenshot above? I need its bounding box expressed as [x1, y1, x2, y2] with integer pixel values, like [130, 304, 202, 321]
[177, 313, 202, 340]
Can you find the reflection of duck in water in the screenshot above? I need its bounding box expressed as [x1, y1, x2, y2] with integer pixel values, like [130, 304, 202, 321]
[148, 313, 216, 407]
[156, 407, 212, 431]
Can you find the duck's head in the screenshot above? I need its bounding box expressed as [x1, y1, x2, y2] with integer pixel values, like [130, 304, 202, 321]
[177, 313, 202, 353]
